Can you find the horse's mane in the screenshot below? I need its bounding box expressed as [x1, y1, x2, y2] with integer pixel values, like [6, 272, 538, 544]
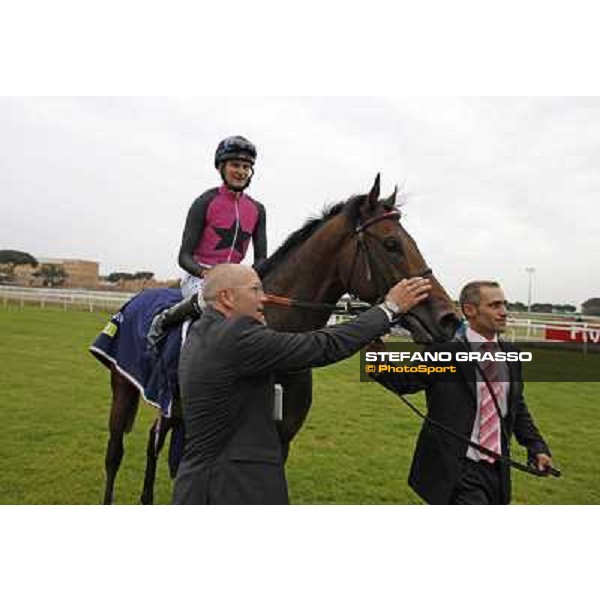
[256, 195, 365, 278]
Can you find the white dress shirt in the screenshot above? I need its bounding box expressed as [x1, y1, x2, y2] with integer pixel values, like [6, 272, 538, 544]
[465, 326, 509, 461]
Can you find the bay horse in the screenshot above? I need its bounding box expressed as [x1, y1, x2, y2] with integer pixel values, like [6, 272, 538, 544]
[95, 175, 460, 503]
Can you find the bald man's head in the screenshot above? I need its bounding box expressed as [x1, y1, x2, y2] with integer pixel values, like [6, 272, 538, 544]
[203, 264, 256, 302]
[203, 264, 266, 323]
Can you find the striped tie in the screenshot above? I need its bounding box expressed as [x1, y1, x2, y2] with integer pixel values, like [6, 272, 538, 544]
[478, 342, 502, 462]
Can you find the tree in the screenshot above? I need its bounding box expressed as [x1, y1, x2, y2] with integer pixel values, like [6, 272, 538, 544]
[105, 271, 154, 283]
[0, 249, 38, 283]
[133, 271, 154, 280]
[106, 272, 134, 283]
[582, 298, 600, 317]
[508, 301, 527, 312]
[554, 304, 576, 313]
[33, 264, 67, 287]
[0, 249, 38, 267]
[530, 303, 554, 313]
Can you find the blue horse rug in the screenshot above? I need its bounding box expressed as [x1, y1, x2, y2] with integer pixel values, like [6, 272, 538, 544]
[89, 288, 184, 417]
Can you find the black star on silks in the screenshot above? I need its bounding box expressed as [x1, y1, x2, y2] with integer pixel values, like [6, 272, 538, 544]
[213, 222, 252, 254]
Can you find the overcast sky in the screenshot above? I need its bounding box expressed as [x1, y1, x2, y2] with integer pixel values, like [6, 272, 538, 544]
[0, 96, 597, 306]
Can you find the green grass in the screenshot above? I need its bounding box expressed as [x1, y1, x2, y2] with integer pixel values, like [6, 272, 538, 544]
[1, 305, 598, 504]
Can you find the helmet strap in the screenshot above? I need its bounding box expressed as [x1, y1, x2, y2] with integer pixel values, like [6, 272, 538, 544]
[219, 162, 254, 192]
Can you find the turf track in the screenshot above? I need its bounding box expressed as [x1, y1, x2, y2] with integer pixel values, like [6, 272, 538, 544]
[1, 305, 598, 504]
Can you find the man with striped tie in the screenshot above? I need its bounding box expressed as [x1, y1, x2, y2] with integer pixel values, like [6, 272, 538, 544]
[372, 280, 554, 504]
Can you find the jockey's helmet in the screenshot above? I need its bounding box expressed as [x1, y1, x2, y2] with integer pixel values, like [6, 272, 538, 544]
[214, 136, 257, 169]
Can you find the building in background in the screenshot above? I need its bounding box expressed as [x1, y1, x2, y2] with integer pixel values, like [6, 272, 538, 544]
[0, 251, 179, 292]
[12, 258, 99, 288]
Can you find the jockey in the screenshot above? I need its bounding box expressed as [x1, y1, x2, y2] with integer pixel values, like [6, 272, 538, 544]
[180, 135, 266, 298]
[147, 135, 267, 347]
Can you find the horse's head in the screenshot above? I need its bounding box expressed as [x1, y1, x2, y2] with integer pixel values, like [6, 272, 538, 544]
[337, 174, 461, 343]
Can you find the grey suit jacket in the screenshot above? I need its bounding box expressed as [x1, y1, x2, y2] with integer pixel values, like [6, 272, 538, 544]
[173, 305, 390, 504]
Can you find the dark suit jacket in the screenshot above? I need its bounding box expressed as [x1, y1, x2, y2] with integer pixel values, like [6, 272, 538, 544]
[173, 305, 391, 504]
[374, 337, 550, 504]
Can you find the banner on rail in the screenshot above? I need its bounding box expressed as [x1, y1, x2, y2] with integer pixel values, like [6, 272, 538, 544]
[545, 325, 600, 344]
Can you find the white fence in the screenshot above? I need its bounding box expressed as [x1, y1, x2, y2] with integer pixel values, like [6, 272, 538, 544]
[2, 285, 599, 349]
[505, 317, 600, 349]
[0, 285, 135, 312]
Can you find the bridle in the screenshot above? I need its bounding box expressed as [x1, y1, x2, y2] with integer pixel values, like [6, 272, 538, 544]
[265, 207, 432, 312]
[347, 208, 432, 302]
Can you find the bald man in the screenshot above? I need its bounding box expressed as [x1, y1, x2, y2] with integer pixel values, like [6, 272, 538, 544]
[173, 264, 431, 504]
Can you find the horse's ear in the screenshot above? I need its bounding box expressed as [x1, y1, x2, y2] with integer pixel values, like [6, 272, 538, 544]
[367, 173, 381, 210]
[382, 185, 398, 209]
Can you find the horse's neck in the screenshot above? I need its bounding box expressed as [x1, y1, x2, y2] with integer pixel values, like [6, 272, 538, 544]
[264, 227, 347, 332]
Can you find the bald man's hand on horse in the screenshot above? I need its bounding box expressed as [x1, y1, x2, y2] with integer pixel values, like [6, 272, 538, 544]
[385, 277, 431, 314]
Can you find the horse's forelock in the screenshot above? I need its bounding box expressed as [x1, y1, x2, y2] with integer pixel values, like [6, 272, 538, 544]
[342, 194, 366, 223]
[343, 193, 403, 222]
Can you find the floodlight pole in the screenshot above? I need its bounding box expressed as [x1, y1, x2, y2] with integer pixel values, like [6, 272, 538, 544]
[525, 267, 536, 312]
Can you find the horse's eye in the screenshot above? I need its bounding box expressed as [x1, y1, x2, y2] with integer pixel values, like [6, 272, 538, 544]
[383, 238, 402, 253]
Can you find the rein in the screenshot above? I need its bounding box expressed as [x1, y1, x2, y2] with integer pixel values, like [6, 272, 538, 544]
[392, 391, 561, 478]
[264, 293, 337, 312]
[376, 334, 561, 479]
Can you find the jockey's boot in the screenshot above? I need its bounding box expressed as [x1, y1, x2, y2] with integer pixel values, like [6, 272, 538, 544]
[147, 293, 202, 350]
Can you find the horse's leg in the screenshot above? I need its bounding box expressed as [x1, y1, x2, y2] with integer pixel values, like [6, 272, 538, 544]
[167, 414, 185, 479]
[103, 368, 140, 505]
[276, 370, 313, 461]
[140, 415, 172, 505]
